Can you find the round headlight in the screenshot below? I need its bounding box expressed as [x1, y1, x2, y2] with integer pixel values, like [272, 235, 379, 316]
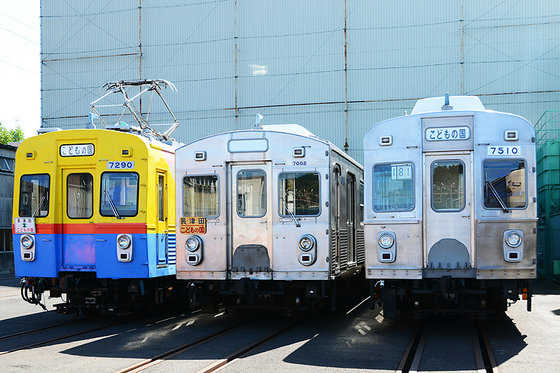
[186, 236, 201, 252]
[505, 231, 522, 248]
[378, 233, 394, 249]
[299, 235, 316, 252]
[21, 235, 34, 249]
[117, 234, 131, 249]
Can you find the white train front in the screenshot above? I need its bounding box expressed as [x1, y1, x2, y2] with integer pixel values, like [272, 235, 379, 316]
[176, 123, 365, 314]
[363, 95, 537, 319]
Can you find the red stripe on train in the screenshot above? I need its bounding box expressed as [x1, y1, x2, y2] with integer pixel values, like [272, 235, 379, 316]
[12, 223, 148, 234]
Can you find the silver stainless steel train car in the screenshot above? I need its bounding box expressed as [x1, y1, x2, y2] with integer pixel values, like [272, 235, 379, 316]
[176, 123, 365, 315]
[364, 95, 537, 319]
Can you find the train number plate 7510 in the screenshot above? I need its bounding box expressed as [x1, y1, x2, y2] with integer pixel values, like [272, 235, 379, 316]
[487, 146, 520, 156]
[107, 161, 135, 169]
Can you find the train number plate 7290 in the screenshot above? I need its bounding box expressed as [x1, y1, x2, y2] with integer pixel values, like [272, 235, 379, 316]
[107, 161, 135, 169]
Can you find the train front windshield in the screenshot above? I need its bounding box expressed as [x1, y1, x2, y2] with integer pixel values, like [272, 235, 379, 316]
[483, 160, 526, 209]
[279, 172, 320, 216]
[18, 174, 50, 217]
[100, 172, 139, 217]
[373, 163, 414, 212]
[183, 175, 219, 217]
[67, 173, 93, 219]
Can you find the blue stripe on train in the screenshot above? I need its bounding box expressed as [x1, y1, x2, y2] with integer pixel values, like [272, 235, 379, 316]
[13, 233, 176, 279]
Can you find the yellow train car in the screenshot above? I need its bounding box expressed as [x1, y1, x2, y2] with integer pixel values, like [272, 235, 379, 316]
[13, 126, 181, 316]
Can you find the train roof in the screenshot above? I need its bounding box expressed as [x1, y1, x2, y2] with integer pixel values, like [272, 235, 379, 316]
[180, 123, 362, 168]
[21, 127, 182, 153]
[410, 95, 485, 115]
[258, 124, 316, 137]
[182, 123, 326, 146]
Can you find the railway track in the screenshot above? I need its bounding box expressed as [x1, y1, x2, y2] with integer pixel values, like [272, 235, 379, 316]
[396, 319, 499, 373]
[115, 320, 297, 373]
[0, 317, 134, 357]
[0, 318, 86, 342]
[116, 295, 370, 373]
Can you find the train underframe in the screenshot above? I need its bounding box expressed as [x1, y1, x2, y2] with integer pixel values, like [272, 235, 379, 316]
[373, 277, 532, 320]
[20, 274, 184, 317]
[189, 271, 367, 317]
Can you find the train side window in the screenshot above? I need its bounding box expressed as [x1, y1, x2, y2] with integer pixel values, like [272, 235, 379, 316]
[100, 172, 139, 217]
[67, 173, 93, 219]
[373, 163, 414, 212]
[183, 175, 219, 217]
[279, 172, 320, 216]
[431, 160, 465, 212]
[483, 160, 526, 209]
[237, 170, 266, 217]
[158, 175, 165, 221]
[18, 174, 50, 217]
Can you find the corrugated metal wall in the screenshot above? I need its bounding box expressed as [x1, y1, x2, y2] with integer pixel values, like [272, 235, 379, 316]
[40, 0, 560, 164]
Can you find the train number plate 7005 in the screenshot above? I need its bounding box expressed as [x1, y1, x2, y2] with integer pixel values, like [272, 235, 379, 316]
[107, 161, 135, 169]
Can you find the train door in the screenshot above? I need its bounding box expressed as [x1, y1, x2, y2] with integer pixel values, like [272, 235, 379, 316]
[347, 172, 356, 264]
[62, 170, 96, 268]
[156, 172, 168, 265]
[331, 165, 343, 272]
[423, 152, 474, 275]
[230, 163, 273, 278]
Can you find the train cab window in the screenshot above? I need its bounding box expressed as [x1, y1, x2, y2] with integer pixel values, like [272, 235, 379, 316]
[183, 175, 219, 217]
[237, 170, 266, 217]
[373, 163, 414, 212]
[100, 172, 139, 217]
[432, 160, 465, 211]
[18, 174, 50, 217]
[483, 160, 526, 209]
[67, 173, 93, 219]
[279, 172, 320, 216]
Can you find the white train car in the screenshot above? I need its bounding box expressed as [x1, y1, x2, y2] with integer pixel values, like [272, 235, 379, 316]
[176, 123, 365, 315]
[364, 95, 537, 319]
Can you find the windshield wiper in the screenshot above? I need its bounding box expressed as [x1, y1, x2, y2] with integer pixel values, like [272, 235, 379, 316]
[486, 181, 509, 213]
[104, 190, 122, 219]
[281, 197, 300, 227]
[32, 196, 45, 217]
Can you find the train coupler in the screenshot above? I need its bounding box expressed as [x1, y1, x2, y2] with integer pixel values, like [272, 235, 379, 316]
[20, 277, 48, 311]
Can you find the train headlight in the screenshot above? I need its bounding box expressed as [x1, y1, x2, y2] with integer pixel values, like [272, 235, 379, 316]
[299, 235, 316, 252]
[298, 235, 317, 266]
[21, 235, 35, 249]
[116, 234, 133, 262]
[185, 236, 203, 265]
[20, 234, 36, 262]
[505, 231, 522, 248]
[377, 231, 396, 263]
[378, 233, 394, 249]
[117, 234, 132, 249]
[186, 236, 202, 252]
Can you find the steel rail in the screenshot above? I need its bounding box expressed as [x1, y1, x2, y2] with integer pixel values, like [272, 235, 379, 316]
[396, 322, 499, 373]
[0, 319, 132, 357]
[0, 318, 85, 342]
[114, 322, 251, 373]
